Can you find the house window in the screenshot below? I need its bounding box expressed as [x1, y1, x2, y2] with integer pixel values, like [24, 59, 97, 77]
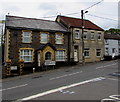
[83, 31, 87, 39]
[75, 30, 80, 39]
[98, 32, 102, 40]
[45, 52, 52, 60]
[105, 40, 109, 45]
[40, 32, 48, 43]
[91, 32, 94, 40]
[56, 50, 65, 61]
[112, 48, 115, 53]
[23, 31, 32, 43]
[105, 48, 109, 55]
[119, 48, 120, 54]
[55, 33, 64, 44]
[96, 49, 101, 57]
[118, 40, 120, 46]
[84, 48, 90, 57]
[20, 49, 33, 62]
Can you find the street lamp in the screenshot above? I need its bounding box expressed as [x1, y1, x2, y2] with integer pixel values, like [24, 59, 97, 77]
[81, 10, 88, 65]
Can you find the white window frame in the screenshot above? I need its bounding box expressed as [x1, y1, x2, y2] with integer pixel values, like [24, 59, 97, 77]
[55, 33, 64, 44]
[105, 48, 109, 55]
[96, 49, 101, 57]
[91, 32, 94, 40]
[83, 31, 87, 40]
[98, 32, 102, 40]
[84, 48, 90, 57]
[105, 39, 109, 45]
[23, 31, 32, 43]
[20, 49, 33, 62]
[56, 50, 65, 61]
[75, 30, 80, 39]
[40, 32, 48, 43]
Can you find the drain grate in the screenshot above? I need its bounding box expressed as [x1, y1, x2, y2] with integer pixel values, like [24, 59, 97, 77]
[32, 76, 42, 79]
[65, 70, 70, 72]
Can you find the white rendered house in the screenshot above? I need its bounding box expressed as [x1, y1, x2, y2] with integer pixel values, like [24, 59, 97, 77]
[104, 34, 120, 59]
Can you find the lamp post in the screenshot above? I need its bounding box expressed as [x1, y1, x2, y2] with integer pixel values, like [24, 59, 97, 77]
[81, 10, 88, 65]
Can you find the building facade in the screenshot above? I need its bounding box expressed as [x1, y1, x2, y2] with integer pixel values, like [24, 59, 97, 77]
[56, 15, 104, 63]
[104, 34, 120, 59]
[4, 15, 70, 75]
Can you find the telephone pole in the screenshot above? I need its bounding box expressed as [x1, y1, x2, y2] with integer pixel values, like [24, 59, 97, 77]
[81, 0, 103, 65]
[81, 10, 88, 65]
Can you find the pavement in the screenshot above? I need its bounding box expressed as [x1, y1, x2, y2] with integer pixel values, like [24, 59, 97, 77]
[1, 60, 119, 101]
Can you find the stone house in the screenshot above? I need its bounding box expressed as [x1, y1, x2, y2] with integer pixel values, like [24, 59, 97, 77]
[4, 15, 70, 75]
[56, 15, 105, 63]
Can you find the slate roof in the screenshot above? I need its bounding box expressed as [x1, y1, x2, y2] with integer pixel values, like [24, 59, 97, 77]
[57, 15, 104, 31]
[104, 34, 120, 40]
[5, 15, 68, 32]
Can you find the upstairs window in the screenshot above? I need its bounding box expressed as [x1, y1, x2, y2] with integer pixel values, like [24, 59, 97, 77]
[91, 32, 94, 40]
[40, 32, 49, 43]
[83, 31, 87, 39]
[98, 32, 102, 40]
[75, 30, 80, 39]
[22, 31, 32, 43]
[105, 40, 109, 45]
[55, 33, 64, 44]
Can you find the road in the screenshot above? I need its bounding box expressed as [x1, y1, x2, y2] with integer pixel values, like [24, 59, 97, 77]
[1, 60, 119, 101]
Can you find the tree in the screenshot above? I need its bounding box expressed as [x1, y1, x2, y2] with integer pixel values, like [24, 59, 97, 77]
[105, 28, 120, 35]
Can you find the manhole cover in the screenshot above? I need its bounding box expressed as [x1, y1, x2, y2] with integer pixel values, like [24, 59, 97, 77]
[32, 76, 42, 79]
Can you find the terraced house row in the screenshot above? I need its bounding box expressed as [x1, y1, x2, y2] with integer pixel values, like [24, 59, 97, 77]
[4, 15, 104, 76]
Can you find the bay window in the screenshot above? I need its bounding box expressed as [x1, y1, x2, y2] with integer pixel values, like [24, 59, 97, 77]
[20, 49, 34, 62]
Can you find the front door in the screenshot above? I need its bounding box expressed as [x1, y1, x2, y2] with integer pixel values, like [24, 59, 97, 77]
[74, 49, 78, 62]
[38, 52, 40, 67]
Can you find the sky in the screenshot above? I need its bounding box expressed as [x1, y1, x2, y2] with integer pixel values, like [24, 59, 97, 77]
[0, 0, 119, 30]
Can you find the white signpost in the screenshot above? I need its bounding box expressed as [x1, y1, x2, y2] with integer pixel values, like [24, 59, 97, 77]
[45, 61, 56, 66]
[11, 66, 17, 70]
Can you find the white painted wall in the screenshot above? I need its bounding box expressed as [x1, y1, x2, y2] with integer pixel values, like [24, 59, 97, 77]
[105, 39, 119, 56]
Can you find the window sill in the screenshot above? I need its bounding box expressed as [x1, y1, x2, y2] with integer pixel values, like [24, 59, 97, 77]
[96, 56, 101, 57]
[22, 42, 32, 44]
[75, 38, 80, 40]
[85, 56, 90, 58]
[55, 43, 64, 45]
[56, 60, 66, 62]
[40, 42, 48, 44]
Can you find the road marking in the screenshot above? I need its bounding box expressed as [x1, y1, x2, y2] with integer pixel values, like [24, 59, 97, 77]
[107, 78, 118, 81]
[19, 77, 105, 101]
[101, 98, 116, 102]
[96, 66, 104, 69]
[60, 90, 75, 94]
[96, 63, 117, 69]
[49, 71, 82, 80]
[0, 84, 28, 92]
[109, 95, 120, 100]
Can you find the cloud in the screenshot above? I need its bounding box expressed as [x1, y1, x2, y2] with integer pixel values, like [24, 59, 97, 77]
[0, 0, 119, 29]
[39, 3, 57, 10]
